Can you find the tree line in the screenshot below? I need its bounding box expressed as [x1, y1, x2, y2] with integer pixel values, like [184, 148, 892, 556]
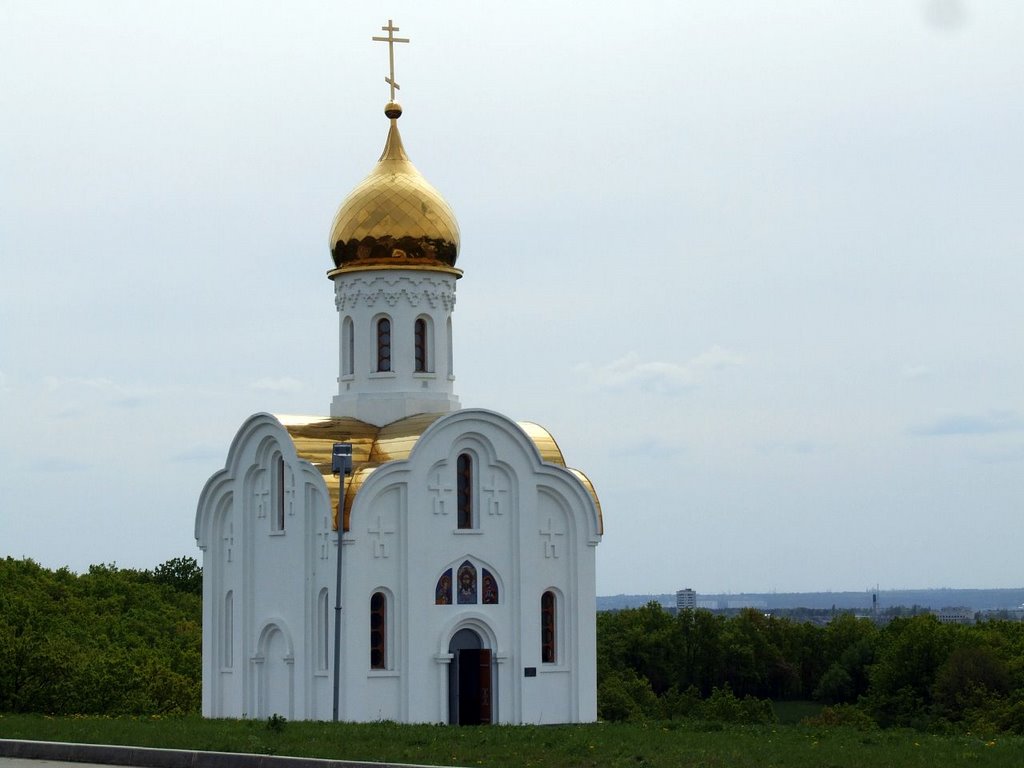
[3, 557, 1023, 734]
[0, 556, 201, 715]
[598, 602, 1024, 732]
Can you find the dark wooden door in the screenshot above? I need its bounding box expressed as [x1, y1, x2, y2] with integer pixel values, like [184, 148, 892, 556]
[456, 648, 492, 725]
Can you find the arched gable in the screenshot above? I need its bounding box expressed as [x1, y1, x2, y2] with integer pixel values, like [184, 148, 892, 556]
[349, 409, 600, 545]
[253, 618, 296, 720]
[195, 412, 329, 548]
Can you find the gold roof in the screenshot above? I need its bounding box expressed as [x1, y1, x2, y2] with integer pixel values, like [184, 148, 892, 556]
[328, 103, 461, 276]
[277, 413, 602, 534]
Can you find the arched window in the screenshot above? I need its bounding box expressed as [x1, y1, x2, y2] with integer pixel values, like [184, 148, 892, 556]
[482, 569, 499, 604]
[370, 592, 387, 669]
[376, 317, 391, 372]
[414, 318, 428, 372]
[435, 568, 453, 605]
[456, 561, 477, 604]
[457, 453, 473, 529]
[436, 563, 500, 606]
[342, 316, 354, 376]
[541, 591, 556, 663]
[272, 454, 285, 532]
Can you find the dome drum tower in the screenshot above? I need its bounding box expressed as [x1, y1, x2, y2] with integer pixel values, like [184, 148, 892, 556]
[327, 101, 462, 426]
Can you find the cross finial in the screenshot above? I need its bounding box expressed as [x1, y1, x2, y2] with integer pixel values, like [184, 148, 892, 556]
[372, 19, 410, 102]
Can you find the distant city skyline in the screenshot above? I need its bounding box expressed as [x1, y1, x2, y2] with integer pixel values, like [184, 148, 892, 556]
[1, 2, 1022, 594]
[599, 587, 1024, 613]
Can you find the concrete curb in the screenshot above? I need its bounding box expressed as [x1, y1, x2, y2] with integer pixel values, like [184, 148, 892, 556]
[0, 740, 446, 768]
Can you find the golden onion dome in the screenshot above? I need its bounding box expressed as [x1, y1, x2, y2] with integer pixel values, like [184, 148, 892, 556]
[328, 102, 461, 276]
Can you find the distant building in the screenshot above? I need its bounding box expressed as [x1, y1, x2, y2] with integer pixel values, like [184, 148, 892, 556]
[936, 607, 974, 625]
[676, 589, 697, 612]
[727, 599, 768, 610]
[697, 600, 718, 610]
[978, 606, 1024, 622]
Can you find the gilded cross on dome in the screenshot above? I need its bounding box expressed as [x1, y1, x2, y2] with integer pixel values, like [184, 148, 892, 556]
[372, 19, 409, 102]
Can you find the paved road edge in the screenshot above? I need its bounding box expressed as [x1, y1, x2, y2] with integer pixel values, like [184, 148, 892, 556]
[0, 739, 447, 768]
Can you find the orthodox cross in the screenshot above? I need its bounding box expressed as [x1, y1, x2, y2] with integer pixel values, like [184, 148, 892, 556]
[372, 19, 409, 101]
[222, 521, 234, 563]
[539, 517, 565, 559]
[482, 473, 507, 516]
[428, 472, 454, 516]
[284, 482, 295, 517]
[367, 514, 395, 558]
[317, 517, 330, 560]
[254, 482, 270, 519]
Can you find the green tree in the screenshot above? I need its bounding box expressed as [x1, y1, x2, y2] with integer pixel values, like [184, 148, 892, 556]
[0, 556, 201, 715]
[863, 615, 953, 728]
[150, 556, 203, 596]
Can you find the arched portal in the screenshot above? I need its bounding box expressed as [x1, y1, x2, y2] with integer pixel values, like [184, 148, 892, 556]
[255, 624, 293, 719]
[448, 628, 492, 725]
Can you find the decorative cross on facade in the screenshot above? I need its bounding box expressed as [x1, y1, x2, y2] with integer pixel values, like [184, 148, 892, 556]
[284, 483, 295, 517]
[372, 19, 409, 102]
[368, 514, 395, 558]
[222, 522, 234, 563]
[317, 525, 330, 561]
[539, 517, 565, 559]
[482, 473, 508, 516]
[254, 483, 270, 519]
[428, 472, 453, 516]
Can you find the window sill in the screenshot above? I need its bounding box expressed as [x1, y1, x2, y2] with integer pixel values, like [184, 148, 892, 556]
[367, 669, 400, 678]
[269, 530, 285, 537]
[412, 372, 436, 379]
[539, 664, 570, 673]
[369, 371, 397, 379]
[453, 529, 483, 535]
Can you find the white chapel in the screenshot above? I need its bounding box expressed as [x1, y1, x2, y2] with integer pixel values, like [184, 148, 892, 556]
[194, 23, 603, 725]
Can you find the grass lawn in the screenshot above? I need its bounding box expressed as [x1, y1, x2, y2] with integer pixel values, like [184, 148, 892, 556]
[2, 714, 1022, 768]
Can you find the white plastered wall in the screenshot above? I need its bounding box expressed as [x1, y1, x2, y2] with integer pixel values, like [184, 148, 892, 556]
[196, 408, 600, 723]
[331, 269, 460, 425]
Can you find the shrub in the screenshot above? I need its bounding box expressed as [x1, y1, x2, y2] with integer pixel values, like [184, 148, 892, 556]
[699, 685, 775, 725]
[802, 704, 878, 731]
[598, 669, 659, 722]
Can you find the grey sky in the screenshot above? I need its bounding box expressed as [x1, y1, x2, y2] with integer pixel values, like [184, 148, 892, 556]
[1, 1, 1021, 595]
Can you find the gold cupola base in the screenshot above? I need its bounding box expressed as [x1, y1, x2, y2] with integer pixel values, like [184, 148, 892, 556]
[328, 103, 461, 277]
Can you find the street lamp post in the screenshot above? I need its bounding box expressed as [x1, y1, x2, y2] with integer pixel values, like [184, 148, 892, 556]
[331, 442, 353, 722]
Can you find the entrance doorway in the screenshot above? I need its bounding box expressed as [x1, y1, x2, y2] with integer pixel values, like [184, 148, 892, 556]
[448, 628, 492, 725]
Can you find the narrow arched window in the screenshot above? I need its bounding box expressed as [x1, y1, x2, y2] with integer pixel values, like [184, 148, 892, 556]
[272, 454, 285, 532]
[342, 316, 354, 376]
[456, 561, 477, 604]
[376, 318, 391, 372]
[541, 591, 556, 663]
[370, 592, 387, 669]
[414, 318, 428, 372]
[482, 569, 499, 604]
[457, 453, 472, 529]
[435, 568, 453, 605]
